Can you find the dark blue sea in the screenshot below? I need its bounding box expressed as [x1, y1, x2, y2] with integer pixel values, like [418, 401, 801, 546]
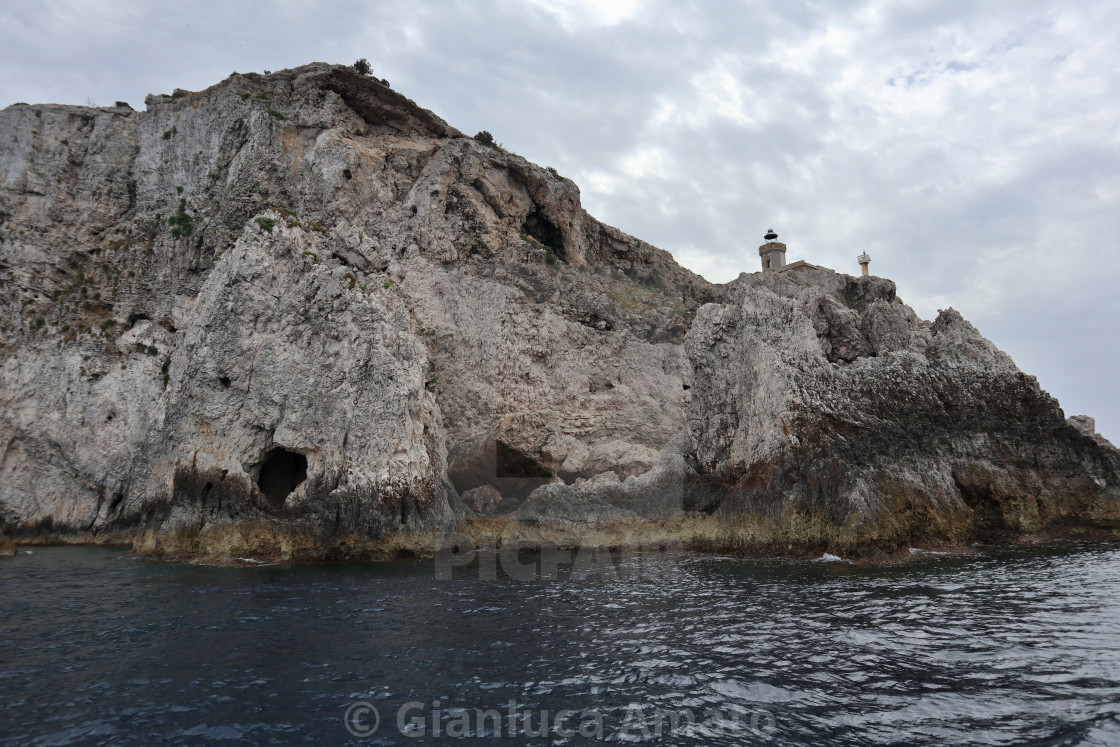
[2, 542, 1120, 745]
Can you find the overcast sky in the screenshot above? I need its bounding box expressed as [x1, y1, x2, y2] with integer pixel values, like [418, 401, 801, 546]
[2, 0, 1118, 440]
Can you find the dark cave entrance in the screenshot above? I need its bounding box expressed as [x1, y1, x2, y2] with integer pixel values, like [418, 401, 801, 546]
[493, 440, 556, 503]
[496, 440, 554, 479]
[522, 208, 565, 262]
[257, 448, 307, 508]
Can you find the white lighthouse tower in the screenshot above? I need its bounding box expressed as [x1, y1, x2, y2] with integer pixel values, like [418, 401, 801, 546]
[759, 229, 786, 272]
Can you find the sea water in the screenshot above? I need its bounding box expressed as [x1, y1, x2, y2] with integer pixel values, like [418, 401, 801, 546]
[2, 543, 1119, 745]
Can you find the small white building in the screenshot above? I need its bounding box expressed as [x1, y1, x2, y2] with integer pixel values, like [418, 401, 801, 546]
[759, 229, 822, 274]
[758, 229, 786, 271]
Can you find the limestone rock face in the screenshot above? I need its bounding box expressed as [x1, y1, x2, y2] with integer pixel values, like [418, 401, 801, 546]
[461, 485, 502, 516]
[684, 267, 1120, 553]
[2, 62, 1116, 558]
[0, 63, 714, 554]
[148, 225, 459, 546]
[516, 433, 720, 527]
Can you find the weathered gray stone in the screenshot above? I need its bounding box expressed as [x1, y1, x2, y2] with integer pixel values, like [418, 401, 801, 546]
[461, 485, 502, 516]
[1, 62, 1116, 559]
[1069, 415, 1097, 436]
[517, 433, 722, 527]
[684, 266, 1120, 554]
[0, 63, 715, 557]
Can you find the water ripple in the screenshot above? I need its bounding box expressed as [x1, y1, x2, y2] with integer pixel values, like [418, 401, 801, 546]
[1, 543, 1119, 745]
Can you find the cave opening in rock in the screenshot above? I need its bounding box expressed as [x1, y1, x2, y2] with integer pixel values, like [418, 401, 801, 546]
[496, 440, 553, 479]
[522, 208, 565, 262]
[257, 448, 307, 508]
[493, 440, 556, 503]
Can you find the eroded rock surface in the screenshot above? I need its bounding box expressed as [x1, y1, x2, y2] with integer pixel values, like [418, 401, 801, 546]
[682, 267, 1120, 553]
[0, 63, 714, 556]
[2, 63, 1116, 558]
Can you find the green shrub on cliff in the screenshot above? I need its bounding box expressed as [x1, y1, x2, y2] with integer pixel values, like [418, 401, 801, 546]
[473, 131, 504, 151]
[169, 199, 193, 238]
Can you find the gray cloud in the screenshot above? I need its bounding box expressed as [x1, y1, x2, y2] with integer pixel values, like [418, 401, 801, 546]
[2, 0, 1118, 439]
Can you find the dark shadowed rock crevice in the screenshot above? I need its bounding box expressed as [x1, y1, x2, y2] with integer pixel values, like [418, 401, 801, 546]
[257, 448, 308, 508]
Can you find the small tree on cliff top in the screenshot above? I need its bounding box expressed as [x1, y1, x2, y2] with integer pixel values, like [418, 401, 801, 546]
[352, 58, 372, 76]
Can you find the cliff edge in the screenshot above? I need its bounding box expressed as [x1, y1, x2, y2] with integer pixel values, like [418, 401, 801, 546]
[2, 63, 1116, 560]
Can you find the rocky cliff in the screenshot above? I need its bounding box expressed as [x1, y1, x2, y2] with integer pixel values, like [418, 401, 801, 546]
[0, 63, 716, 559]
[1, 63, 1116, 560]
[682, 269, 1120, 554]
